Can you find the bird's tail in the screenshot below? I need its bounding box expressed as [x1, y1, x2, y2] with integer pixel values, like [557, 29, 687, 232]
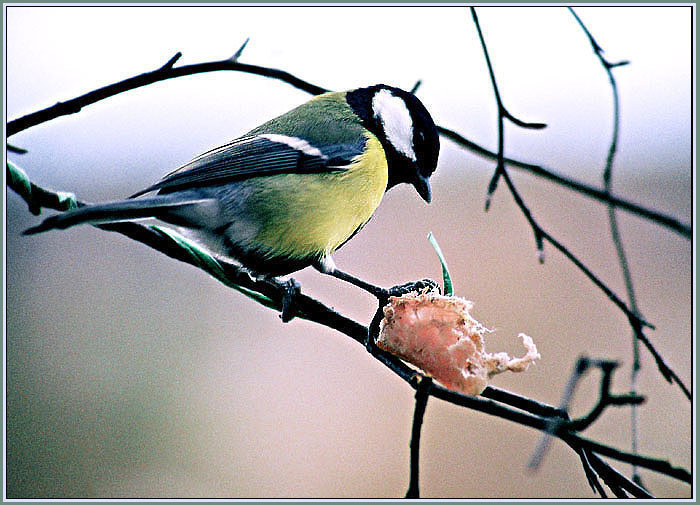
[23, 196, 213, 235]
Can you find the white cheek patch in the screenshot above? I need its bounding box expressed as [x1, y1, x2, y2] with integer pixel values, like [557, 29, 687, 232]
[372, 89, 416, 161]
[259, 133, 327, 159]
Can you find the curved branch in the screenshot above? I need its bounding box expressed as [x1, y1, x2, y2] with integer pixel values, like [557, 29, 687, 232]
[6, 50, 688, 240]
[406, 376, 432, 498]
[568, 5, 644, 483]
[468, 6, 689, 399]
[7, 161, 690, 489]
[437, 126, 691, 239]
[6, 49, 328, 138]
[7, 39, 691, 496]
[562, 359, 644, 432]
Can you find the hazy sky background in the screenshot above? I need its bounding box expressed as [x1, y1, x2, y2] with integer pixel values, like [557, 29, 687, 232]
[5, 4, 693, 499]
[6, 6, 691, 184]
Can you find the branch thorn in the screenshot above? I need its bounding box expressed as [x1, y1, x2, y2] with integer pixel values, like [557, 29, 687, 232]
[485, 170, 500, 211]
[504, 110, 547, 129]
[230, 37, 250, 62]
[8, 143, 28, 154]
[160, 51, 182, 71]
[410, 79, 422, 94]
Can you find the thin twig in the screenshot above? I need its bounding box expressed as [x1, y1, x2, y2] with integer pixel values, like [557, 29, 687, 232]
[566, 359, 645, 432]
[469, 7, 689, 399]
[575, 447, 608, 497]
[529, 357, 644, 472]
[159, 51, 183, 71]
[410, 79, 422, 94]
[584, 450, 652, 498]
[6, 51, 328, 137]
[529, 356, 589, 469]
[469, 8, 545, 213]
[437, 126, 691, 239]
[230, 37, 250, 62]
[7, 143, 28, 154]
[568, 6, 645, 484]
[405, 376, 432, 498]
[7, 50, 689, 242]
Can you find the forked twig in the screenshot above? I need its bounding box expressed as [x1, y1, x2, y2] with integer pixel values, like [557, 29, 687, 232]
[7, 25, 690, 496]
[568, 6, 644, 484]
[468, 7, 689, 400]
[8, 162, 691, 491]
[7, 47, 689, 240]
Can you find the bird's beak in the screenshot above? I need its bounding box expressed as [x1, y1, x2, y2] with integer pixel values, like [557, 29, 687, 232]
[413, 174, 432, 203]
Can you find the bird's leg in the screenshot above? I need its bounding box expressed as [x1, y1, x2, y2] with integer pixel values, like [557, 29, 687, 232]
[316, 257, 439, 299]
[281, 278, 301, 323]
[324, 267, 390, 299]
[276, 277, 301, 323]
[314, 257, 388, 298]
[314, 257, 440, 352]
[252, 269, 301, 323]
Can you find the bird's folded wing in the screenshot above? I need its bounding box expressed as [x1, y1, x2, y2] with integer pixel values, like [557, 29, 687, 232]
[131, 134, 364, 197]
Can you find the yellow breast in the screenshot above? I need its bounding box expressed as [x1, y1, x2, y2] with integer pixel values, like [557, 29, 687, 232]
[248, 132, 388, 261]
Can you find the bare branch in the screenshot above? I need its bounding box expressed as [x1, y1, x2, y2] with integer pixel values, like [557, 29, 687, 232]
[7, 30, 691, 496]
[159, 51, 183, 71]
[7, 143, 28, 154]
[584, 450, 652, 498]
[575, 447, 608, 497]
[529, 356, 588, 470]
[6, 51, 328, 138]
[566, 359, 645, 432]
[437, 126, 691, 239]
[568, 5, 645, 483]
[230, 37, 250, 62]
[409, 79, 422, 94]
[468, 6, 689, 399]
[529, 357, 644, 476]
[405, 376, 432, 498]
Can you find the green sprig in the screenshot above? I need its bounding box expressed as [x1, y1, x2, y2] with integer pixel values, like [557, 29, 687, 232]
[427, 232, 453, 296]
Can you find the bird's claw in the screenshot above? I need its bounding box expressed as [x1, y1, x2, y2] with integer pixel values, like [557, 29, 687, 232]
[279, 278, 301, 323]
[386, 278, 440, 298]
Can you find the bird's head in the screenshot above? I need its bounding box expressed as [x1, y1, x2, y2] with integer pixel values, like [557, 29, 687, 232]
[346, 84, 440, 203]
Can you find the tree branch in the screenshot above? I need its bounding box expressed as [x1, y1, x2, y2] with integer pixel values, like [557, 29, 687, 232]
[7, 50, 688, 241]
[6, 47, 328, 138]
[568, 6, 645, 484]
[7, 33, 691, 496]
[468, 7, 689, 399]
[437, 126, 691, 239]
[405, 376, 432, 498]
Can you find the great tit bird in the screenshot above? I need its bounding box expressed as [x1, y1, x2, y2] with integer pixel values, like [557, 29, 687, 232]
[25, 84, 440, 281]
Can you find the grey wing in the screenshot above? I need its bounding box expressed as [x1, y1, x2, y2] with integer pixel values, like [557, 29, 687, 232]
[131, 134, 365, 197]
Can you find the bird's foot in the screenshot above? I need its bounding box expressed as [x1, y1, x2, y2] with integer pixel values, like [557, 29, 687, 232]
[385, 278, 440, 299]
[279, 278, 301, 323]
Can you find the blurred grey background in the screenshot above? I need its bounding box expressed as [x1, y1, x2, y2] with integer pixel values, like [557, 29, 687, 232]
[5, 5, 692, 498]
